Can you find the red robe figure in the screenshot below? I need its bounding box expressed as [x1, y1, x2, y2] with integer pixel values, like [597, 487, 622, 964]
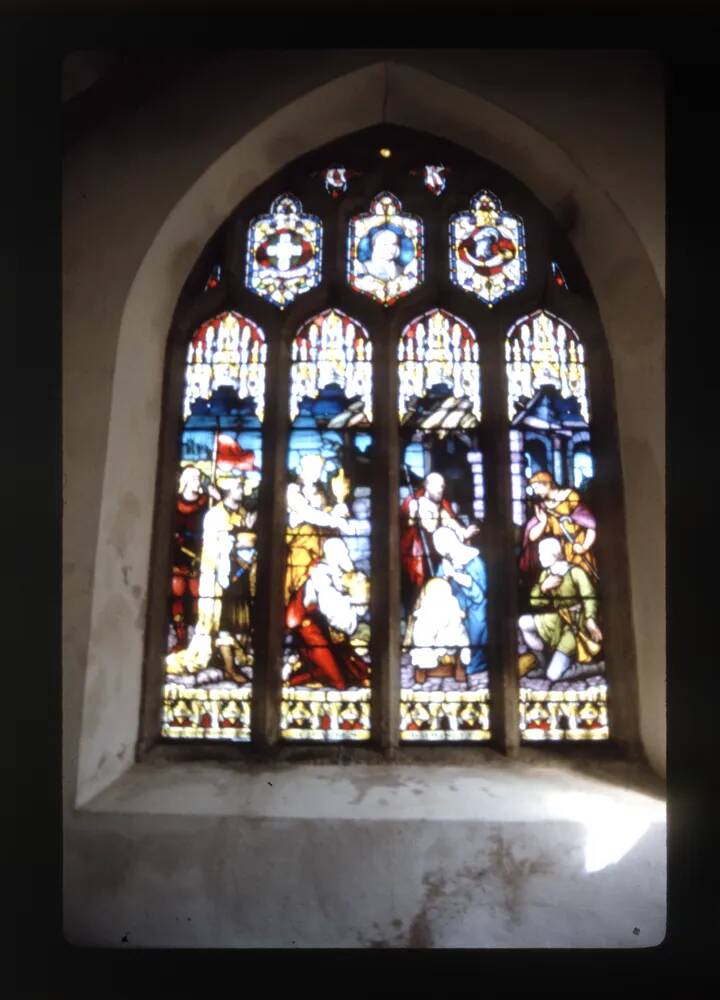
[400, 471, 479, 599]
[170, 465, 213, 650]
[285, 538, 369, 690]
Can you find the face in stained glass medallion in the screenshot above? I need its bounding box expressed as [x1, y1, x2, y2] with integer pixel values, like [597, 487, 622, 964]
[348, 192, 424, 307]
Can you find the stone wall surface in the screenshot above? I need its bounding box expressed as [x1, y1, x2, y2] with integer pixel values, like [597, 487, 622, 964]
[63, 50, 665, 947]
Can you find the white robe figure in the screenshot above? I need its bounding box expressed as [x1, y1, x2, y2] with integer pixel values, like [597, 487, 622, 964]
[406, 577, 471, 671]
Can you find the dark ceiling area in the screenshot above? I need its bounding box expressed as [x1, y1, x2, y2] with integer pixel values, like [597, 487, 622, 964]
[62, 49, 213, 147]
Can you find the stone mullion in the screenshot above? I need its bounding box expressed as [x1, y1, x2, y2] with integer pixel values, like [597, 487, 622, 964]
[250, 323, 290, 748]
[480, 312, 521, 755]
[370, 326, 400, 750]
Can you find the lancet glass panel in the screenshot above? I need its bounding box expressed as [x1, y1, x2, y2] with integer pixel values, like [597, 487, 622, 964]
[398, 309, 490, 742]
[507, 310, 607, 741]
[163, 311, 267, 741]
[282, 309, 373, 741]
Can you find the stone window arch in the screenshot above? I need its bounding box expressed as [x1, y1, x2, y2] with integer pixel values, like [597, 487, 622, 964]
[137, 124, 639, 757]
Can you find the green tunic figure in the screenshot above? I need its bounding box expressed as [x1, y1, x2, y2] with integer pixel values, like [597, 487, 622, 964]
[519, 536, 602, 682]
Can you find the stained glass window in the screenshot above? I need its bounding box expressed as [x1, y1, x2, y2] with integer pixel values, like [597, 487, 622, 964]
[151, 128, 630, 757]
[281, 309, 373, 741]
[398, 310, 490, 742]
[204, 264, 222, 291]
[246, 194, 322, 309]
[163, 311, 267, 741]
[421, 165, 447, 196]
[321, 166, 357, 198]
[551, 261, 568, 290]
[507, 310, 607, 741]
[347, 192, 424, 306]
[450, 190, 527, 305]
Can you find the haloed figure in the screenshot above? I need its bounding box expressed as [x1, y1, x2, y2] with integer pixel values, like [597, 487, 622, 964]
[360, 227, 402, 280]
[406, 577, 470, 678]
[357, 223, 414, 284]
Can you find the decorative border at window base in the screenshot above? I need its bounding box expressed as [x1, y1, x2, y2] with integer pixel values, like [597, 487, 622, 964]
[280, 687, 371, 742]
[519, 685, 608, 741]
[162, 683, 251, 741]
[400, 689, 491, 742]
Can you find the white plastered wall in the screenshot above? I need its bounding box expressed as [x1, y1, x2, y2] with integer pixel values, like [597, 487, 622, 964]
[63, 53, 665, 948]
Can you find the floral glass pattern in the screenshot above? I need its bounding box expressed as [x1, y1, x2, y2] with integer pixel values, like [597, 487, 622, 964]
[450, 190, 527, 306]
[551, 261, 569, 290]
[321, 166, 357, 198]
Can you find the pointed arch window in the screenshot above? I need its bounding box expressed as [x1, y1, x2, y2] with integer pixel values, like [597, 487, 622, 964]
[142, 126, 635, 756]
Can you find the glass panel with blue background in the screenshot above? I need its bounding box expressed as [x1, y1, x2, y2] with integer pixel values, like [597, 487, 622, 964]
[507, 310, 607, 740]
[163, 312, 267, 741]
[281, 309, 373, 741]
[398, 310, 491, 741]
[347, 192, 423, 307]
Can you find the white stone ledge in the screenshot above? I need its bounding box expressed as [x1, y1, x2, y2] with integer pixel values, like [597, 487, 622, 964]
[77, 758, 666, 825]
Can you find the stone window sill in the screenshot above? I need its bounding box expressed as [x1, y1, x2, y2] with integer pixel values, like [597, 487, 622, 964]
[78, 752, 665, 823]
